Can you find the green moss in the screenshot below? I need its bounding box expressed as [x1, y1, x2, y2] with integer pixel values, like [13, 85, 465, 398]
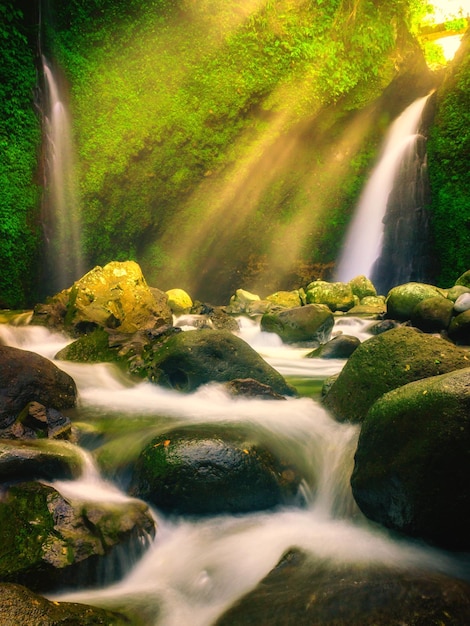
[55, 327, 128, 364]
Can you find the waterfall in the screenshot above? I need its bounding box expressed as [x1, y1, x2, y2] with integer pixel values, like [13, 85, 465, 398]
[335, 94, 432, 291]
[42, 57, 83, 294]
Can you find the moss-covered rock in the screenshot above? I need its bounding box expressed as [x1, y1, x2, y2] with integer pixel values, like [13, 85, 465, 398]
[32, 261, 172, 334]
[265, 290, 303, 308]
[129, 426, 302, 515]
[455, 269, 470, 289]
[410, 295, 454, 332]
[323, 327, 470, 423]
[305, 280, 356, 312]
[55, 327, 128, 364]
[348, 275, 377, 300]
[447, 309, 470, 345]
[0, 583, 133, 625]
[140, 328, 295, 395]
[261, 304, 334, 345]
[165, 288, 193, 314]
[351, 368, 470, 550]
[215, 550, 470, 625]
[385, 282, 442, 321]
[0, 481, 155, 592]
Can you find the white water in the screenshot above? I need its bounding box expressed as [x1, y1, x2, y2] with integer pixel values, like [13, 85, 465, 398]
[42, 58, 83, 291]
[1, 319, 467, 624]
[335, 94, 432, 284]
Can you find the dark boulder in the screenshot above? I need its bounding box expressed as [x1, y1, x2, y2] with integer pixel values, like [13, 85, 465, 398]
[0, 345, 77, 431]
[411, 296, 454, 333]
[306, 334, 360, 359]
[260, 304, 334, 345]
[0, 439, 82, 482]
[0, 481, 155, 592]
[129, 426, 302, 515]
[323, 327, 470, 423]
[215, 550, 470, 625]
[351, 368, 470, 550]
[448, 309, 470, 345]
[142, 328, 295, 395]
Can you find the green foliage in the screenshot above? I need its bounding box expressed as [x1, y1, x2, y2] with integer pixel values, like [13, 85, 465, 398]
[427, 35, 470, 286]
[0, 2, 42, 308]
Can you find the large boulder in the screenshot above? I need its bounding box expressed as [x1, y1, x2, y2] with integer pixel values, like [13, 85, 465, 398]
[33, 261, 172, 334]
[385, 282, 442, 321]
[165, 288, 193, 314]
[448, 309, 470, 345]
[140, 328, 295, 395]
[0, 345, 77, 431]
[323, 327, 470, 423]
[305, 280, 356, 312]
[455, 269, 470, 288]
[260, 304, 334, 345]
[129, 426, 302, 515]
[265, 290, 303, 308]
[351, 368, 470, 550]
[0, 583, 132, 625]
[348, 275, 377, 300]
[410, 296, 454, 333]
[215, 550, 470, 626]
[0, 481, 155, 592]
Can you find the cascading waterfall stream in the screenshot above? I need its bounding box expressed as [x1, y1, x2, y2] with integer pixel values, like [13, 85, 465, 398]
[335, 93, 433, 289]
[42, 57, 84, 293]
[1, 319, 468, 625]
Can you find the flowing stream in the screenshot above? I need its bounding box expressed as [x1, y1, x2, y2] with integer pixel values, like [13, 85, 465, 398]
[335, 93, 432, 287]
[0, 318, 467, 624]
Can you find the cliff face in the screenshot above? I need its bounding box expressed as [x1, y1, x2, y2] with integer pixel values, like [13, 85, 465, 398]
[427, 30, 470, 288]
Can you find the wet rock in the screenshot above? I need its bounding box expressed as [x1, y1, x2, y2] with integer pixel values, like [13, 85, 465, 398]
[223, 378, 286, 399]
[141, 328, 295, 395]
[306, 334, 360, 359]
[0, 345, 77, 431]
[55, 327, 126, 364]
[0, 583, 132, 625]
[215, 550, 470, 625]
[351, 367, 470, 550]
[448, 309, 470, 345]
[323, 327, 470, 423]
[455, 269, 470, 288]
[261, 304, 334, 345]
[0, 481, 155, 592]
[385, 282, 442, 321]
[348, 275, 377, 300]
[367, 319, 401, 335]
[227, 289, 261, 314]
[0, 439, 82, 482]
[130, 426, 302, 515]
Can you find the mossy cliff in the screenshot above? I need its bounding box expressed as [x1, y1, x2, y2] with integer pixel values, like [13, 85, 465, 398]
[1, 1, 467, 306]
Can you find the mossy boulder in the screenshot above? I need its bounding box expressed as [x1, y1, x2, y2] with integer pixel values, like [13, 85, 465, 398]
[265, 290, 303, 308]
[447, 309, 470, 345]
[385, 282, 442, 321]
[129, 426, 302, 515]
[55, 327, 127, 364]
[215, 550, 470, 626]
[228, 288, 261, 314]
[0, 439, 82, 482]
[0, 481, 155, 592]
[348, 275, 377, 300]
[410, 296, 454, 333]
[305, 280, 356, 312]
[446, 284, 470, 302]
[261, 304, 334, 345]
[306, 334, 360, 359]
[0, 583, 132, 625]
[141, 328, 295, 395]
[351, 368, 470, 550]
[0, 345, 77, 430]
[455, 269, 470, 288]
[323, 327, 470, 423]
[165, 288, 193, 314]
[33, 261, 172, 334]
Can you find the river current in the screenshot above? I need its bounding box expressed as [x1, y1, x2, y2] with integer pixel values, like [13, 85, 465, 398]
[0, 316, 468, 624]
